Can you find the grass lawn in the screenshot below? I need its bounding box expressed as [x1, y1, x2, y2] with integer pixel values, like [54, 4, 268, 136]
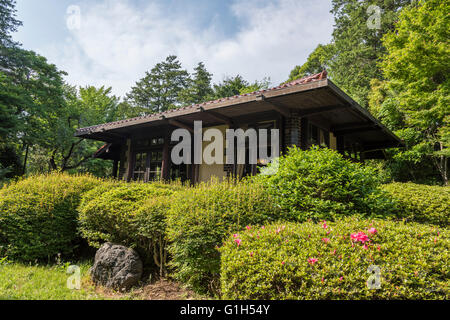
[0, 261, 106, 300]
[0, 260, 203, 300]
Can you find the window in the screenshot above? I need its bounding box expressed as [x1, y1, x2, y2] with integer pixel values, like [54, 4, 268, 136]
[151, 137, 164, 146]
[149, 150, 163, 181]
[309, 123, 329, 148]
[309, 123, 319, 145]
[133, 152, 147, 181]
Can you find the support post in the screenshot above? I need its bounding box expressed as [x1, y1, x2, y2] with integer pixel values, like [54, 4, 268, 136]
[161, 128, 170, 181]
[300, 117, 309, 150]
[112, 159, 118, 179]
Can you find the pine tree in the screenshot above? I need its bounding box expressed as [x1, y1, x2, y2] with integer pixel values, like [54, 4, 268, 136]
[178, 62, 214, 105]
[126, 55, 190, 114]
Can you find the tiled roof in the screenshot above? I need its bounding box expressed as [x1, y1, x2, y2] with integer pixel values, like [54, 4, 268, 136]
[76, 70, 327, 135]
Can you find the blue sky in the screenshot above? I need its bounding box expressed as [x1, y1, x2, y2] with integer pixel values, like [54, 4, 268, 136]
[13, 0, 334, 97]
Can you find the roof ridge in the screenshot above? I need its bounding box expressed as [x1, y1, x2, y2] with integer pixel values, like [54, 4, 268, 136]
[76, 70, 327, 133]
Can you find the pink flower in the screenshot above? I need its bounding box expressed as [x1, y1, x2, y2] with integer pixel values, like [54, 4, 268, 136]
[321, 277, 325, 283]
[377, 245, 381, 251]
[322, 238, 330, 244]
[322, 221, 328, 229]
[249, 251, 254, 257]
[363, 244, 368, 250]
[351, 232, 370, 244]
[235, 239, 242, 246]
[261, 226, 265, 229]
[331, 249, 336, 255]
[246, 226, 251, 231]
[307, 258, 318, 265]
[368, 228, 377, 235]
[281, 261, 285, 265]
[233, 234, 239, 238]
[339, 276, 344, 281]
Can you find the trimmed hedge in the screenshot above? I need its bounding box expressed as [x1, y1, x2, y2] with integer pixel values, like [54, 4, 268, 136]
[253, 146, 396, 222]
[382, 182, 449, 227]
[220, 218, 449, 299]
[0, 173, 103, 261]
[166, 179, 286, 294]
[78, 182, 183, 272]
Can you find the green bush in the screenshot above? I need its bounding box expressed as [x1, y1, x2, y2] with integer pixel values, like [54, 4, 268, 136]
[382, 182, 450, 226]
[220, 217, 449, 299]
[166, 179, 285, 294]
[0, 173, 103, 261]
[135, 196, 171, 276]
[78, 182, 182, 271]
[253, 146, 396, 222]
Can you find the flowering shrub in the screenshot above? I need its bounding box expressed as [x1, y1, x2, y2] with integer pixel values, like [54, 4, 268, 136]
[253, 147, 397, 222]
[220, 217, 449, 299]
[382, 182, 449, 226]
[0, 173, 103, 261]
[166, 179, 285, 294]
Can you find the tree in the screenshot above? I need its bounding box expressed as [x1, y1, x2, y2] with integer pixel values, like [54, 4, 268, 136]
[41, 85, 121, 174]
[126, 55, 189, 114]
[0, 0, 21, 48]
[0, 46, 67, 177]
[287, 44, 335, 82]
[373, 0, 449, 185]
[178, 62, 214, 105]
[0, 0, 22, 180]
[328, 0, 413, 108]
[287, 0, 413, 107]
[212, 75, 270, 99]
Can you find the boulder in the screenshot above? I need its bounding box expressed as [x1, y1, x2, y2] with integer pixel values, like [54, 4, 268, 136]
[91, 242, 143, 291]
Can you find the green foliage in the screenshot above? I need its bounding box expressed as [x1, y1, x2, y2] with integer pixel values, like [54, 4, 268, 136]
[254, 147, 396, 222]
[178, 62, 214, 105]
[126, 55, 190, 114]
[212, 75, 270, 99]
[0, 173, 103, 261]
[287, 44, 335, 82]
[382, 182, 450, 227]
[220, 218, 449, 299]
[0, 0, 22, 48]
[166, 179, 284, 294]
[377, 0, 449, 184]
[287, 1, 412, 107]
[78, 182, 183, 273]
[329, 0, 413, 107]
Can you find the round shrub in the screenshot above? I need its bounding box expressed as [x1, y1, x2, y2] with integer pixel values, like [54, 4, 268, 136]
[0, 173, 103, 261]
[166, 179, 285, 294]
[253, 146, 396, 222]
[382, 182, 449, 226]
[135, 196, 171, 276]
[220, 218, 449, 299]
[78, 182, 182, 273]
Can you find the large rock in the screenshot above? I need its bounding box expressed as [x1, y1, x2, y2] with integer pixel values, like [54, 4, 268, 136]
[91, 243, 143, 291]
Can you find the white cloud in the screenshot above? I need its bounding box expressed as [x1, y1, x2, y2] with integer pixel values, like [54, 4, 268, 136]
[42, 0, 333, 97]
